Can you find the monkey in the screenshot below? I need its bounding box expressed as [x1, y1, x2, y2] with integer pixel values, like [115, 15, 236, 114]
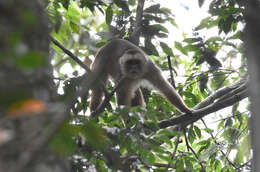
[89, 39, 192, 114]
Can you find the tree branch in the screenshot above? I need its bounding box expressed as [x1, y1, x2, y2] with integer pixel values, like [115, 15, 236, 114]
[193, 74, 248, 110]
[49, 36, 91, 73]
[159, 77, 249, 128]
[167, 55, 176, 88]
[129, 0, 145, 44]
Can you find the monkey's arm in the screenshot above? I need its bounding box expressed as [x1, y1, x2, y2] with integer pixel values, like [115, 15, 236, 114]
[146, 64, 192, 113]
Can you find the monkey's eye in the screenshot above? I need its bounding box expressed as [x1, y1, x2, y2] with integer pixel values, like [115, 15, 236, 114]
[126, 59, 140, 66]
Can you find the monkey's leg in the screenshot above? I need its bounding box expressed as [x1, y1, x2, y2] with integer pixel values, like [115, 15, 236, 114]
[116, 88, 132, 107]
[115, 78, 134, 107]
[89, 73, 108, 112]
[131, 88, 146, 107]
[90, 88, 104, 112]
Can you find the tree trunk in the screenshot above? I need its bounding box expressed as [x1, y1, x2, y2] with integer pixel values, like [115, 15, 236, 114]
[244, 0, 260, 171]
[0, 1, 70, 172]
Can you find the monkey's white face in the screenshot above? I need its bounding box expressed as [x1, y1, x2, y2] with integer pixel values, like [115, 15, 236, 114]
[119, 50, 147, 79]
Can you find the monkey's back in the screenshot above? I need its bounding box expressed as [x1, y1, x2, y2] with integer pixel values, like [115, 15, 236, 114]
[91, 39, 148, 79]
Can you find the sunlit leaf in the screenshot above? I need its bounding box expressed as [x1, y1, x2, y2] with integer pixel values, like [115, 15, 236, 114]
[160, 42, 174, 56]
[105, 5, 113, 25]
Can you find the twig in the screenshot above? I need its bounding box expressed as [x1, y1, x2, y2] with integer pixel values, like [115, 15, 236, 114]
[183, 127, 205, 171]
[166, 133, 181, 171]
[49, 36, 91, 73]
[167, 55, 176, 88]
[54, 57, 70, 68]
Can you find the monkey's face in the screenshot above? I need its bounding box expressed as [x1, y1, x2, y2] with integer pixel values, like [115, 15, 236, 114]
[124, 59, 143, 78]
[120, 50, 147, 79]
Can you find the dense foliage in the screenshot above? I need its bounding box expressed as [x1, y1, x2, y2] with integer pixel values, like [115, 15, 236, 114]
[47, 0, 250, 171]
[0, 0, 253, 171]
[47, 0, 251, 171]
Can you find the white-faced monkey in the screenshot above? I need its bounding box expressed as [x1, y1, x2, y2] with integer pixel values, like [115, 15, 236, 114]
[90, 39, 192, 114]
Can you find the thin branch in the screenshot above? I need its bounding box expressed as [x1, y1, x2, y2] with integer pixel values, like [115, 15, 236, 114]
[183, 127, 206, 171]
[49, 36, 91, 73]
[167, 55, 176, 88]
[166, 133, 181, 171]
[54, 57, 70, 68]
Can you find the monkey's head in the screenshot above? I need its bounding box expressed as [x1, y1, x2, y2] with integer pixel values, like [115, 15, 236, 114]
[119, 49, 148, 79]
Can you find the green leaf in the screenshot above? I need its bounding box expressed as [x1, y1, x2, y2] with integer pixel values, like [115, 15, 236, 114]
[153, 24, 169, 33]
[144, 4, 160, 13]
[157, 129, 182, 137]
[160, 136, 173, 147]
[200, 144, 218, 160]
[224, 118, 233, 128]
[81, 121, 110, 150]
[214, 159, 222, 171]
[210, 72, 228, 90]
[58, 0, 70, 9]
[184, 157, 193, 171]
[50, 122, 77, 156]
[175, 41, 187, 55]
[144, 40, 159, 56]
[69, 21, 79, 34]
[147, 152, 156, 165]
[176, 159, 184, 172]
[15, 51, 46, 69]
[188, 127, 196, 144]
[160, 42, 174, 56]
[204, 128, 214, 134]
[222, 128, 240, 142]
[194, 125, 202, 138]
[218, 16, 234, 34]
[105, 5, 113, 25]
[141, 150, 155, 165]
[183, 38, 202, 44]
[114, 0, 130, 12]
[195, 17, 219, 30]
[206, 36, 223, 43]
[66, 3, 80, 24]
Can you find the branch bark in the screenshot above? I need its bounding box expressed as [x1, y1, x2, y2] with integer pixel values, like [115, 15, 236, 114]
[129, 0, 145, 45]
[158, 76, 249, 128]
[244, 0, 260, 171]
